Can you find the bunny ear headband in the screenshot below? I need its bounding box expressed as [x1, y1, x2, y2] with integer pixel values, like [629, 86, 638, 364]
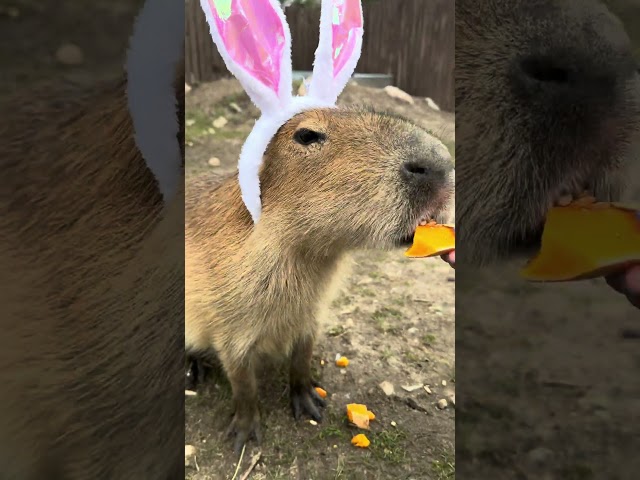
[200, 0, 364, 224]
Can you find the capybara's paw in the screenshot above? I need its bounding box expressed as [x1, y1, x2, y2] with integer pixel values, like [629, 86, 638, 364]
[226, 409, 262, 454]
[291, 382, 326, 422]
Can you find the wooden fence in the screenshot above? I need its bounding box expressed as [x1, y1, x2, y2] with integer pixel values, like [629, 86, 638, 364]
[186, 0, 454, 111]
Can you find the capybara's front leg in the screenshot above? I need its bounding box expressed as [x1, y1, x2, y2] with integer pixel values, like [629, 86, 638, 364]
[225, 361, 261, 454]
[289, 335, 326, 422]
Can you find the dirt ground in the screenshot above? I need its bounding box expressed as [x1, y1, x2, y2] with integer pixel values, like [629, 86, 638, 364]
[184, 79, 456, 479]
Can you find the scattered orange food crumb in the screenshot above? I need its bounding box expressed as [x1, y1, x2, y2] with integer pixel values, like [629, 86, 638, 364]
[335, 356, 349, 368]
[315, 387, 327, 398]
[346, 403, 376, 429]
[351, 433, 370, 448]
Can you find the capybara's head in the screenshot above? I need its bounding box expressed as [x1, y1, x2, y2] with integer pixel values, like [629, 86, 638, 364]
[456, 0, 640, 264]
[257, 107, 455, 251]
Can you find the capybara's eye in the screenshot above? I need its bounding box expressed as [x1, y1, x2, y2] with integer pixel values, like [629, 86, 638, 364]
[293, 128, 325, 146]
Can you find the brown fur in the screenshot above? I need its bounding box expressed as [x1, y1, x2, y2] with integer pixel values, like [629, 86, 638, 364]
[456, 0, 640, 264]
[0, 68, 185, 478]
[185, 107, 454, 450]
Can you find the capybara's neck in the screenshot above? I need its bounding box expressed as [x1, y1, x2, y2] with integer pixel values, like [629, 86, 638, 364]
[187, 173, 348, 307]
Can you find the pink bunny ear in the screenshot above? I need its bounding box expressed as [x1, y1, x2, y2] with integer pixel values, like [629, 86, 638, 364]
[308, 0, 363, 104]
[200, 0, 292, 113]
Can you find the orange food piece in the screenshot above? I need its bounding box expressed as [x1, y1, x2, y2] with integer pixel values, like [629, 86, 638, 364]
[521, 202, 640, 281]
[405, 224, 455, 258]
[346, 403, 375, 429]
[335, 356, 349, 368]
[315, 387, 327, 399]
[351, 433, 370, 448]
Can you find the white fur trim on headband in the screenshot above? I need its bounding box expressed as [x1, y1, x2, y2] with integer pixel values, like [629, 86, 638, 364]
[126, 0, 184, 201]
[308, 0, 364, 104]
[239, 96, 334, 223]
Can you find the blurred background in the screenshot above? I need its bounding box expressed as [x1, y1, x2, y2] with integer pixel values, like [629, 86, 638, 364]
[0, 0, 145, 96]
[185, 0, 454, 111]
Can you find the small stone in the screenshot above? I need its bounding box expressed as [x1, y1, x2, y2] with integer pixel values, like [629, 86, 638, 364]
[333, 444, 338, 449]
[340, 369, 347, 375]
[424, 385, 432, 394]
[390, 421, 397, 427]
[425, 97, 441, 111]
[185, 445, 197, 468]
[527, 447, 554, 466]
[379, 381, 395, 396]
[441, 380, 447, 386]
[309, 420, 318, 426]
[436, 399, 448, 410]
[186, 119, 195, 127]
[185, 390, 197, 396]
[401, 384, 424, 393]
[208, 157, 221, 167]
[320, 359, 325, 366]
[55, 43, 84, 66]
[185, 83, 192, 94]
[229, 102, 242, 113]
[407, 327, 419, 335]
[207, 127, 216, 134]
[212, 116, 228, 129]
[384, 85, 415, 104]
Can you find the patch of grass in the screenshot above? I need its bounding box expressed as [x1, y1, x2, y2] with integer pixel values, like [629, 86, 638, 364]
[214, 129, 248, 140]
[331, 294, 352, 308]
[381, 348, 394, 360]
[370, 429, 408, 465]
[327, 325, 346, 337]
[432, 452, 455, 479]
[390, 295, 409, 306]
[358, 287, 376, 297]
[185, 110, 211, 143]
[372, 307, 404, 334]
[371, 307, 403, 322]
[422, 334, 437, 346]
[368, 271, 388, 280]
[403, 351, 421, 363]
[317, 425, 348, 440]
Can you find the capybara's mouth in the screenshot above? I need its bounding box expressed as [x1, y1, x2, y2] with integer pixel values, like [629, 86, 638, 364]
[397, 213, 436, 247]
[517, 187, 605, 254]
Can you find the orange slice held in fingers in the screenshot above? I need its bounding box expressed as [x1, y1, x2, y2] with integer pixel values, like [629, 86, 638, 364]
[521, 198, 640, 282]
[405, 219, 456, 258]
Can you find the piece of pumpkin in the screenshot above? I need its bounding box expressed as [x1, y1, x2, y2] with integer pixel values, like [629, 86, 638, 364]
[521, 202, 640, 281]
[335, 356, 349, 368]
[346, 403, 375, 429]
[315, 387, 327, 399]
[351, 433, 370, 448]
[405, 224, 455, 258]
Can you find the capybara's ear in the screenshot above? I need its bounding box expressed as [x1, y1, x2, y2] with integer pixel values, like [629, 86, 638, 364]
[308, 0, 364, 105]
[126, 0, 184, 202]
[200, 0, 293, 114]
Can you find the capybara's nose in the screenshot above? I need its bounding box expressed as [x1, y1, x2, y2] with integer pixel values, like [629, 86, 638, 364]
[401, 147, 453, 191]
[512, 12, 636, 101]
